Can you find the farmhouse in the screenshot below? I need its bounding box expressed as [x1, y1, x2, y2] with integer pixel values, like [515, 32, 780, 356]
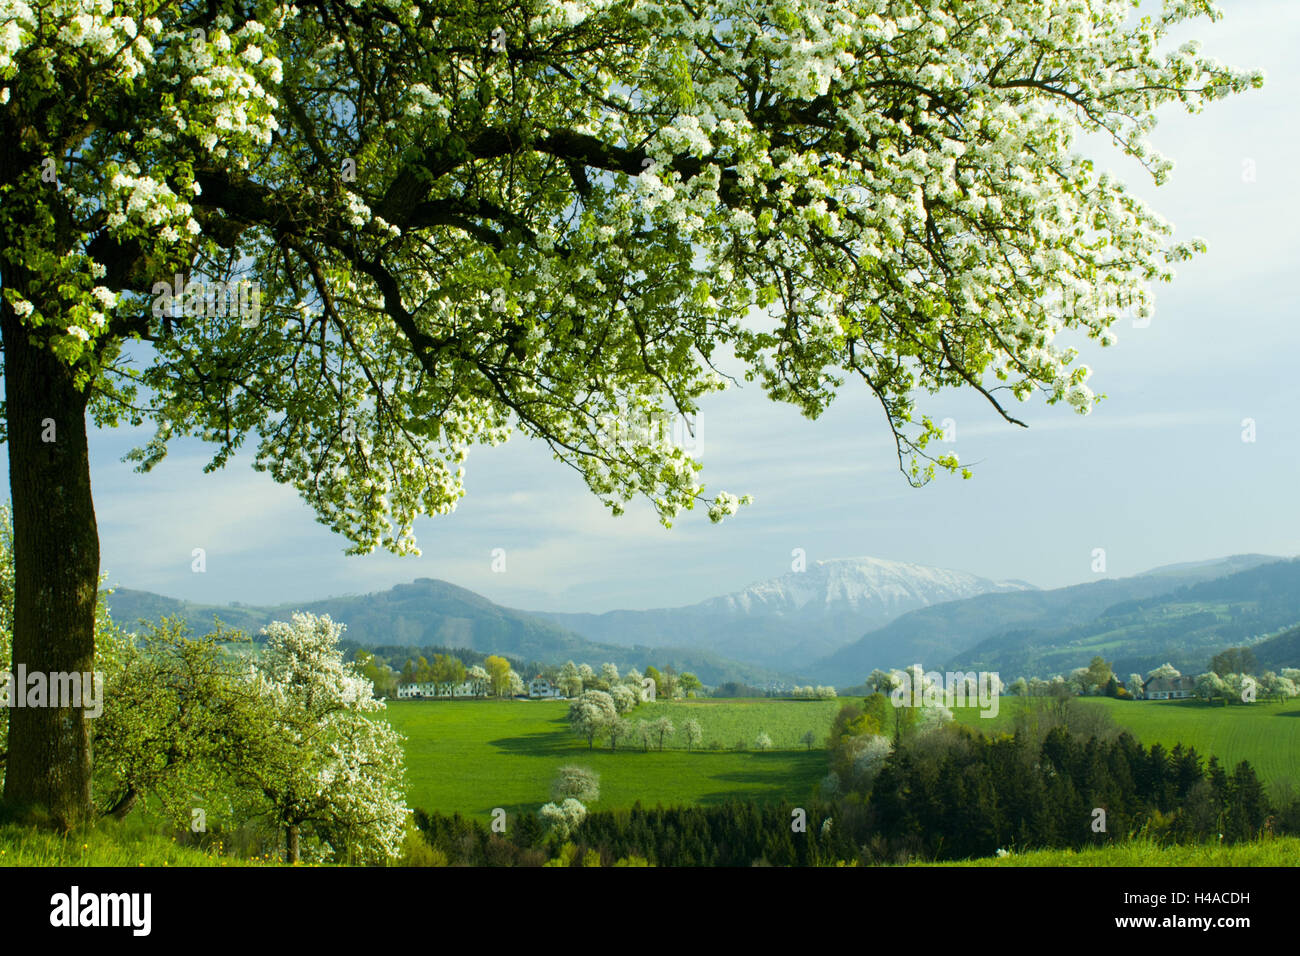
[528, 677, 564, 699]
[1142, 676, 1196, 700]
[396, 678, 490, 700]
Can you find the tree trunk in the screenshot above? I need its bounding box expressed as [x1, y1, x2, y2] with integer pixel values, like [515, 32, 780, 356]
[0, 298, 99, 827]
[106, 789, 139, 821]
[285, 824, 300, 864]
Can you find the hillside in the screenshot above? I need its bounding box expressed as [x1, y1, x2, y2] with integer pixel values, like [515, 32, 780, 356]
[103, 579, 788, 687]
[1245, 623, 1300, 671]
[946, 557, 1300, 679]
[808, 554, 1281, 683]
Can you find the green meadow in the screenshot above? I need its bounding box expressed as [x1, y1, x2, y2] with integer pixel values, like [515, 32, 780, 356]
[24, 694, 1290, 866]
[383, 692, 1300, 826]
[623, 697, 843, 751]
[0, 822, 269, 867]
[383, 698, 832, 820]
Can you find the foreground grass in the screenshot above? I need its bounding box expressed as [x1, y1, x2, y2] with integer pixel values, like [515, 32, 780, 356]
[0, 820, 270, 867]
[921, 836, 1300, 867]
[4, 811, 1293, 868]
[383, 699, 828, 819]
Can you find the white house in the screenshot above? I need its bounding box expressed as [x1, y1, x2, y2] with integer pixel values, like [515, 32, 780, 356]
[1142, 676, 1196, 700]
[396, 678, 490, 700]
[528, 676, 564, 699]
[396, 682, 436, 699]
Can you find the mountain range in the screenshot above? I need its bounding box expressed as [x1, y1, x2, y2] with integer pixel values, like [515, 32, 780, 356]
[105, 552, 1300, 687]
[808, 553, 1284, 682]
[941, 556, 1300, 681]
[103, 578, 792, 687]
[533, 556, 1033, 671]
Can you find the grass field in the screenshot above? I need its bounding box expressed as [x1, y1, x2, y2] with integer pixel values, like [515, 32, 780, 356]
[0, 822, 268, 867]
[384, 691, 1300, 825]
[383, 698, 831, 819]
[621, 697, 843, 750]
[9, 694, 1288, 867]
[952, 697, 1300, 787]
[920, 836, 1300, 867]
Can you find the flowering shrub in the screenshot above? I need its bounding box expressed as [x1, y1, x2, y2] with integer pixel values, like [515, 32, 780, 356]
[239, 612, 408, 864]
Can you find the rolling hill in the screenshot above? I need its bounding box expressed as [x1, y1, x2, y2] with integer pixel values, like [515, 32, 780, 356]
[808, 554, 1283, 683]
[1226, 622, 1300, 672]
[945, 557, 1300, 679]
[103, 578, 791, 687]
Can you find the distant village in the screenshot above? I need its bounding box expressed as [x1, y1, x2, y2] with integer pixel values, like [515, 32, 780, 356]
[396, 675, 564, 700]
[389, 670, 1204, 702]
[377, 648, 1295, 706]
[389, 670, 1250, 703]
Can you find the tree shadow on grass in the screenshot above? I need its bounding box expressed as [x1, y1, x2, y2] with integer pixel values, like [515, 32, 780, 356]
[485, 731, 592, 756]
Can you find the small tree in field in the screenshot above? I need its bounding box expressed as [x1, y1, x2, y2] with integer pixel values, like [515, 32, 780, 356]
[230, 612, 408, 864]
[608, 717, 633, 751]
[551, 765, 599, 804]
[637, 720, 654, 753]
[682, 718, 703, 752]
[755, 732, 773, 751]
[800, 730, 817, 751]
[558, 662, 584, 699]
[652, 716, 675, 751]
[568, 691, 616, 749]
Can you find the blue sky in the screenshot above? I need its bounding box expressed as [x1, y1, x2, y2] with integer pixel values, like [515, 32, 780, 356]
[9, 2, 1299, 614]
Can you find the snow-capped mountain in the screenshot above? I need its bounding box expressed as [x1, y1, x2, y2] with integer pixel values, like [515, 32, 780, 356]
[696, 557, 1030, 618]
[532, 557, 1034, 672]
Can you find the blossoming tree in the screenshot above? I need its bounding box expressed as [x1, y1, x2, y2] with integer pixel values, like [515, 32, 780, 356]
[232, 612, 407, 863]
[568, 689, 617, 747]
[0, 0, 1260, 823]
